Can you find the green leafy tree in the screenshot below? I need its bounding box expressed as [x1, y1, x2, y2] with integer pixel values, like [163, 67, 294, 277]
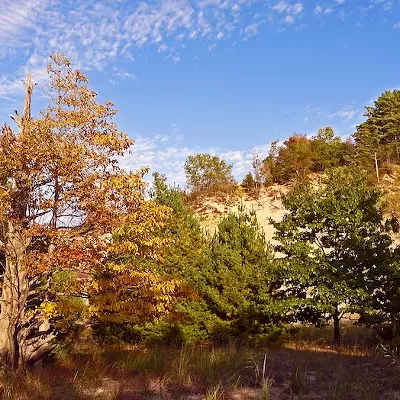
[93, 173, 206, 345]
[361, 253, 400, 338]
[262, 140, 281, 185]
[272, 168, 397, 344]
[311, 127, 353, 172]
[150, 173, 208, 279]
[184, 153, 235, 193]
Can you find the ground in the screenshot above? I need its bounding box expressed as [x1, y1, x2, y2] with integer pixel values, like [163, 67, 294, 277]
[194, 185, 288, 245]
[1, 325, 399, 400]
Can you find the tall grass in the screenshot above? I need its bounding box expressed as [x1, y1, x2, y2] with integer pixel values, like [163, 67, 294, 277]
[1, 326, 399, 400]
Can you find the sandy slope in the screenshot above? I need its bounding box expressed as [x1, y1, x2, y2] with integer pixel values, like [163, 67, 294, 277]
[196, 186, 288, 245]
[195, 184, 400, 246]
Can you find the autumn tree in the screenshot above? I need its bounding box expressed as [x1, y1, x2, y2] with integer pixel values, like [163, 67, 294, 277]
[272, 168, 397, 344]
[263, 131, 352, 185]
[184, 153, 235, 193]
[263, 134, 313, 184]
[0, 55, 178, 369]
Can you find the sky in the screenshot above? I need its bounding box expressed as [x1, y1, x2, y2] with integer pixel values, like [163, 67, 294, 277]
[0, 0, 399, 186]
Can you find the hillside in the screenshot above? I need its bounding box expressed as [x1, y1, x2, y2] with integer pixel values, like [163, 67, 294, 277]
[194, 176, 400, 246]
[194, 185, 288, 245]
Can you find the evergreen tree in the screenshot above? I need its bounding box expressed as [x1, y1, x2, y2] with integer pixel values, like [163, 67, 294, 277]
[241, 172, 256, 193]
[201, 206, 284, 343]
[94, 173, 209, 345]
[354, 90, 400, 180]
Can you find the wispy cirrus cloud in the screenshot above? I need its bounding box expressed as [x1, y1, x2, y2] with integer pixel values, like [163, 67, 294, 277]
[0, 0, 307, 98]
[0, 0, 51, 42]
[0, 0, 398, 99]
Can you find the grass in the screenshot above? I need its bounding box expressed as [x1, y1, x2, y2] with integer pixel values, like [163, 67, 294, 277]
[1, 325, 399, 399]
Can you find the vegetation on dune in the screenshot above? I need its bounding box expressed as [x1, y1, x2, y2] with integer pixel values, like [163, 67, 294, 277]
[2, 54, 400, 399]
[272, 167, 398, 344]
[1, 334, 399, 400]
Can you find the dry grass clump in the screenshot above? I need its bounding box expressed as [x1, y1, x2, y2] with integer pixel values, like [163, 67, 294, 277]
[1, 326, 399, 400]
[186, 183, 239, 208]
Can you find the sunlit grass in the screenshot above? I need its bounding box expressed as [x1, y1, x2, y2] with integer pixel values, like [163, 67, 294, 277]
[0, 325, 399, 399]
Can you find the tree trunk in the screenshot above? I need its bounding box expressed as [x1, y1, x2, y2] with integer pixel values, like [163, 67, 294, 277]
[0, 222, 29, 369]
[0, 74, 34, 369]
[333, 306, 341, 345]
[374, 152, 380, 183]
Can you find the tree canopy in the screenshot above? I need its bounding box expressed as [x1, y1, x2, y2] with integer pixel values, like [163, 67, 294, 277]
[354, 90, 400, 180]
[261, 129, 352, 185]
[272, 168, 398, 343]
[184, 153, 235, 193]
[0, 55, 181, 369]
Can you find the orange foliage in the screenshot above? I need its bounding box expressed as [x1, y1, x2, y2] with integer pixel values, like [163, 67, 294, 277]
[0, 55, 184, 343]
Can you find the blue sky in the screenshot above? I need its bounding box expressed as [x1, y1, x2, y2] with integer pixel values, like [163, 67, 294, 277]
[0, 0, 399, 185]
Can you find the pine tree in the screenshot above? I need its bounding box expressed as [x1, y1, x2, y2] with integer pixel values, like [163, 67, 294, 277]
[354, 90, 400, 180]
[202, 206, 283, 342]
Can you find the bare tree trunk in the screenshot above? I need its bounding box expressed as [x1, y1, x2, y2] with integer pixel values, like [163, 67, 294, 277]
[0, 222, 29, 369]
[333, 306, 341, 346]
[374, 152, 380, 184]
[0, 74, 34, 369]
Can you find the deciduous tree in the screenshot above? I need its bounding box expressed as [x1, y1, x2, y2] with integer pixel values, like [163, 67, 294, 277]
[0, 55, 177, 369]
[272, 168, 397, 344]
[184, 153, 235, 193]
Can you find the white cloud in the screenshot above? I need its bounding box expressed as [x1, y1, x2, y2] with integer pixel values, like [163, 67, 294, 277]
[0, 0, 396, 100]
[118, 132, 273, 187]
[0, 0, 271, 98]
[272, 1, 303, 15]
[329, 108, 357, 121]
[284, 15, 295, 24]
[314, 5, 333, 15]
[158, 44, 168, 52]
[0, 0, 51, 42]
[243, 22, 261, 38]
[114, 69, 137, 79]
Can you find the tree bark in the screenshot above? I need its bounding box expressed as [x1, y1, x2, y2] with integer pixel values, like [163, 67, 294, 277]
[0, 223, 29, 369]
[374, 152, 380, 184]
[0, 74, 34, 369]
[333, 306, 341, 345]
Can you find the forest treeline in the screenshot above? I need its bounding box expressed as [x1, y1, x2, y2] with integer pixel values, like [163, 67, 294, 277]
[0, 55, 400, 370]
